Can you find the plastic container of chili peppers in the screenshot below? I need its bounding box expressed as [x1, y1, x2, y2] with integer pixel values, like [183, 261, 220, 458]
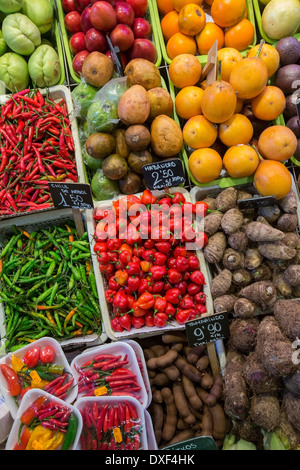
[70, 342, 149, 408]
[74, 395, 148, 450]
[144, 409, 158, 451]
[5, 389, 82, 450]
[0, 85, 86, 220]
[0, 337, 78, 420]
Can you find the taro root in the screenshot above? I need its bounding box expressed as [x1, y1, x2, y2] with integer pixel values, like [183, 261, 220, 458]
[228, 231, 248, 252]
[258, 242, 296, 261]
[223, 350, 250, 421]
[249, 394, 281, 432]
[273, 273, 293, 297]
[204, 232, 227, 264]
[239, 281, 277, 311]
[242, 351, 279, 394]
[232, 269, 252, 287]
[283, 390, 300, 432]
[276, 409, 300, 450]
[284, 367, 300, 398]
[213, 294, 237, 313]
[222, 248, 245, 271]
[278, 190, 297, 214]
[258, 205, 281, 223]
[244, 248, 263, 270]
[215, 187, 237, 212]
[277, 213, 298, 232]
[228, 318, 259, 354]
[273, 299, 300, 342]
[251, 265, 272, 282]
[281, 232, 300, 249]
[221, 208, 244, 235]
[211, 269, 232, 298]
[233, 298, 258, 319]
[203, 211, 223, 237]
[283, 265, 300, 286]
[245, 222, 285, 242]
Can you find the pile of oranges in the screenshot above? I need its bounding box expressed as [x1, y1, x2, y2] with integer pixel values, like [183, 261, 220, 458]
[158, 0, 255, 59]
[168, 42, 297, 200]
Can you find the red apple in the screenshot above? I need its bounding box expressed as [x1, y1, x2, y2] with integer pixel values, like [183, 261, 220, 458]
[105, 49, 128, 68]
[73, 50, 90, 75]
[129, 38, 157, 63]
[126, 0, 148, 18]
[62, 0, 76, 13]
[70, 32, 86, 54]
[110, 24, 134, 52]
[85, 28, 108, 52]
[64, 11, 82, 34]
[74, 0, 90, 12]
[91, 0, 115, 4]
[115, 2, 135, 26]
[80, 6, 93, 33]
[90, 1, 117, 32]
[132, 18, 152, 38]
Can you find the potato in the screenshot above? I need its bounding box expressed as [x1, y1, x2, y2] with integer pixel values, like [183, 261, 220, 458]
[150, 115, 183, 158]
[118, 85, 150, 126]
[148, 87, 174, 120]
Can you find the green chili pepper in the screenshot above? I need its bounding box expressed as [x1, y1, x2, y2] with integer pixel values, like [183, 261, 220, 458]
[61, 414, 78, 450]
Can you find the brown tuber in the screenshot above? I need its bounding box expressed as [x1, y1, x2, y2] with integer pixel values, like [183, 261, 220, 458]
[233, 298, 258, 319]
[278, 190, 297, 214]
[245, 222, 285, 242]
[213, 294, 238, 313]
[242, 351, 279, 394]
[258, 205, 281, 223]
[228, 231, 248, 252]
[258, 242, 297, 261]
[244, 248, 263, 270]
[215, 187, 238, 212]
[239, 280, 277, 310]
[249, 393, 281, 432]
[228, 318, 259, 354]
[232, 268, 252, 287]
[283, 265, 300, 286]
[211, 269, 232, 298]
[273, 299, 300, 342]
[223, 350, 250, 420]
[222, 248, 245, 271]
[277, 213, 298, 232]
[204, 232, 227, 264]
[283, 390, 300, 432]
[203, 211, 223, 237]
[221, 208, 244, 235]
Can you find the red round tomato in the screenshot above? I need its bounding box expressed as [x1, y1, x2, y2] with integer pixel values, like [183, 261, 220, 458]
[39, 345, 55, 364]
[23, 346, 41, 368]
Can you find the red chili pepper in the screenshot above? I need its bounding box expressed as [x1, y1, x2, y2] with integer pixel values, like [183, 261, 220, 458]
[0, 364, 21, 396]
[190, 270, 206, 286]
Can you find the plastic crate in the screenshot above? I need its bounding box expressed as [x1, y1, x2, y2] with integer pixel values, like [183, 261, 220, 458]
[150, 0, 257, 66]
[0, 208, 108, 357]
[56, 0, 162, 85]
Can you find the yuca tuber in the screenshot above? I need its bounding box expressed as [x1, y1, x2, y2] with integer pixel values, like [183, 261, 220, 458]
[204, 374, 223, 407]
[244, 248, 263, 270]
[223, 350, 250, 420]
[232, 268, 252, 287]
[258, 205, 281, 223]
[204, 232, 227, 264]
[277, 213, 298, 232]
[245, 222, 285, 242]
[221, 208, 244, 235]
[283, 265, 300, 286]
[222, 248, 245, 271]
[283, 368, 300, 398]
[203, 211, 223, 237]
[215, 187, 238, 212]
[251, 265, 272, 282]
[211, 268, 232, 298]
[273, 299, 300, 342]
[249, 393, 281, 432]
[273, 273, 292, 296]
[239, 280, 277, 310]
[228, 318, 259, 354]
[228, 231, 248, 252]
[161, 387, 178, 442]
[173, 382, 196, 425]
[283, 390, 300, 432]
[258, 242, 297, 261]
[213, 294, 237, 313]
[233, 298, 258, 319]
[182, 374, 203, 410]
[242, 351, 279, 394]
[278, 190, 297, 214]
[147, 350, 178, 370]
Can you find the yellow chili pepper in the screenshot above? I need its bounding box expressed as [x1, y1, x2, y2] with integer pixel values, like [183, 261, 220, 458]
[11, 355, 27, 373]
[26, 425, 64, 450]
[44, 432, 64, 450]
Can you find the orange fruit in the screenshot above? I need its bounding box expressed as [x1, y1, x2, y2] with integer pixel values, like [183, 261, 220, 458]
[167, 32, 197, 59]
[257, 125, 297, 162]
[178, 4, 206, 36]
[224, 18, 254, 51]
[219, 113, 254, 146]
[211, 0, 247, 28]
[175, 86, 204, 119]
[235, 98, 244, 113]
[217, 47, 243, 82]
[173, 0, 203, 13]
[195, 23, 224, 55]
[229, 56, 269, 99]
[201, 79, 237, 123]
[247, 44, 280, 78]
[161, 11, 180, 41]
[205, 0, 213, 4]
[169, 53, 202, 88]
[188, 148, 223, 183]
[251, 86, 286, 121]
[223, 144, 259, 178]
[183, 115, 218, 149]
[254, 160, 292, 200]
[157, 0, 175, 15]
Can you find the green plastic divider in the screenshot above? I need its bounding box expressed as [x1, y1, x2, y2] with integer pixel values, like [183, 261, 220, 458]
[150, 0, 257, 66]
[56, 0, 162, 85]
[54, 20, 66, 86]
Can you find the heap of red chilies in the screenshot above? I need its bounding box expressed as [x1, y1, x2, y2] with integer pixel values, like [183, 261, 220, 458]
[0, 88, 78, 216]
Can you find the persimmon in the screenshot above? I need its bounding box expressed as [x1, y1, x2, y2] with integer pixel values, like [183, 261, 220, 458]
[161, 11, 180, 41]
[167, 32, 197, 59]
[178, 4, 206, 36]
[157, 0, 175, 15]
[229, 56, 269, 100]
[235, 98, 244, 113]
[175, 86, 204, 119]
[246, 43, 280, 78]
[195, 22, 224, 55]
[219, 113, 254, 146]
[211, 0, 246, 28]
[254, 160, 292, 200]
[173, 0, 204, 12]
[257, 125, 297, 162]
[183, 115, 218, 149]
[224, 18, 254, 51]
[169, 53, 202, 88]
[201, 79, 237, 123]
[217, 47, 243, 82]
[188, 148, 223, 183]
[251, 86, 286, 121]
[223, 144, 259, 178]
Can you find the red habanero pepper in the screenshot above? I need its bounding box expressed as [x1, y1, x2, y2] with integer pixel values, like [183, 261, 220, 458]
[135, 292, 155, 310]
[137, 278, 151, 295]
[193, 201, 209, 217]
[113, 290, 128, 310]
[175, 256, 189, 273]
[158, 197, 172, 207]
[152, 281, 164, 293]
[171, 192, 186, 205]
[176, 309, 193, 324]
[145, 312, 155, 327]
[194, 232, 208, 249]
[131, 302, 148, 318]
[140, 189, 156, 205]
[107, 238, 122, 251]
[179, 295, 195, 309]
[187, 254, 200, 271]
[149, 265, 167, 281]
[126, 261, 141, 275]
[119, 249, 132, 265]
[144, 239, 155, 249]
[0, 364, 21, 396]
[114, 270, 128, 286]
[194, 292, 206, 304]
[164, 288, 182, 305]
[190, 270, 206, 286]
[153, 312, 168, 327]
[105, 290, 116, 304]
[119, 313, 132, 331]
[155, 241, 171, 254]
[174, 281, 187, 295]
[154, 297, 167, 312]
[111, 317, 124, 332]
[187, 283, 201, 296]
[167, 269, 182, 284]
[127, 276, 140, 292]
[153, 252, 167, 266]
[195, 303, 207, 314]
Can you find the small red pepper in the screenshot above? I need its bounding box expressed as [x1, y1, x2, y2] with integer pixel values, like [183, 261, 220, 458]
[0, 364, 21, 396]
[190, 270, 206, 286]
[135, 292, 155, 310]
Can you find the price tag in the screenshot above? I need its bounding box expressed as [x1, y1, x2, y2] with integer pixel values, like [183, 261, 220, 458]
[142, 158, 185, 190]
[185, 313, 230, 348]
[94, 386, 108, 396]
[163, 436, 218, 451]
[48, 182, 94, 210]
[237, 195, 277, 210]
[113, 427, 123, 443]
[30, 370, 41, 385]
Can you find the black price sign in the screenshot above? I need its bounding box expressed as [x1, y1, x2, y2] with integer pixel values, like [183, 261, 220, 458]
[185, 313, 230, 348]
[296, 97, 300, 120]
[163, 436, 218, 451]
[237, 195, 276, 210]
[142, 158, 185, 190]
[49, 182, 94, 210]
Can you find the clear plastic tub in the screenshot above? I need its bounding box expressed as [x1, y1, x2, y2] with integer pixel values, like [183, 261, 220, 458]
[74, 395, 148, 450]
[0, 337, 78, 419]
[5, 388, 83, 450]
[144, 410, 158, 450]
[71, 341, 148, 408]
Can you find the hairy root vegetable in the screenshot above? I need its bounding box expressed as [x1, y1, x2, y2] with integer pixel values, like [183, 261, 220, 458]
[273, 299, 300, 342]
[242, 351, 279, 394]
[221, 208, 244, 235]
[277, 213, 298, 232]
[283, 390, 300, 432]
[228, 231, 248, 252]
[276, 409, 300, 450]
[213, 294, 238, 313]
[273, 273, 293, 296]
[232, 268, 252, 287]
[223, 350, 250, 421]
[222, 248, 245, 271]
[251, 265, 272, 282]
[245, 222, 285, 242]
[234, 419, 263, 446]
[249, 393, 281, 432]
[244, 248, 263, 270]
[215, 187, 238, 213]
[239, 281, 277, 310]
[229, 318, 259, 354]
[161, 387, 178, 442]
[211, 268, 232, 298]
[278, 190, 297, 214]
[173, 382, 196, 425]
[233, 298, 258, 319]
[204, 232, 227, 264]
[204, 211, 223, 237]
[258, 205, 281, 223]
[258, 242, 297, 261]
[283, 265, 300, 286]
[282, 232, 300, 249]
[283, 368, 300, 398]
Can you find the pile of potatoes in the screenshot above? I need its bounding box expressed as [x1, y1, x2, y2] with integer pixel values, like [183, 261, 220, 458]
[139, 332, 228, 449]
